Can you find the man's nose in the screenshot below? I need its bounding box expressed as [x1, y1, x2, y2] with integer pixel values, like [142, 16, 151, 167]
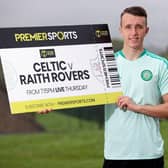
[131, 27, 138, 35]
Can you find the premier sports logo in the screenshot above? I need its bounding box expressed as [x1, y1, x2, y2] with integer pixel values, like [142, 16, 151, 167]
[14, 31, 78, 42]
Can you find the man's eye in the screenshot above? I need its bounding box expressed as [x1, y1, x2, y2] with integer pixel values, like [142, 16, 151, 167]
[136, 25, 144, 29]
[125, 25, 131, 29]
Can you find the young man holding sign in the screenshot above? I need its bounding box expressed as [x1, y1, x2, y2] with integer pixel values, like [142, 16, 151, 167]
[103, 6, 168, 168]
[39, 6, 168, 168]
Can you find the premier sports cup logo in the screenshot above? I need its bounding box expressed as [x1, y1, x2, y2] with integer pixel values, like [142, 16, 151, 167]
[40, 49, 56, 58]
[95, 30, 109, 38]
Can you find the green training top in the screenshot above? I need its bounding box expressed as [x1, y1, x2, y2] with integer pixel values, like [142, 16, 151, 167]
[104, 49, 168, 160]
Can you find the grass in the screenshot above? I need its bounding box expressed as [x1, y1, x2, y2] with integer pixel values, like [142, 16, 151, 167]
[161, 119, 168, 168]
[0, 112, 104, 168]
[0, 132, 104, 168]
[0, 112, 168, 168]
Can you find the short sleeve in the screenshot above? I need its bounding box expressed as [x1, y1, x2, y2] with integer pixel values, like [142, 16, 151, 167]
[158, 59, 168, 95]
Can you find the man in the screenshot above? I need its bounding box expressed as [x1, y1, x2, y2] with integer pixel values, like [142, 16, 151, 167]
[103, 6, 168, 168]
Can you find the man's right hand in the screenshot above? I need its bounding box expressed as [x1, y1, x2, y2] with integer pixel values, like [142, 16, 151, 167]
[37, 108, 53, 114]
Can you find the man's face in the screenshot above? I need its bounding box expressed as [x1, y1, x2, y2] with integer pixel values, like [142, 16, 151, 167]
[120, 13, 149, 50]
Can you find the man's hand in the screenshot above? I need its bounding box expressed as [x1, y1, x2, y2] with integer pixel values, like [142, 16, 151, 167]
[37, 108, 53, 114]
[117, 96, 137, 111]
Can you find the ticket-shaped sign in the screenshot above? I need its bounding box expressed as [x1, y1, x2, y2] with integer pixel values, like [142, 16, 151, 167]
[0, 24, 122, 114]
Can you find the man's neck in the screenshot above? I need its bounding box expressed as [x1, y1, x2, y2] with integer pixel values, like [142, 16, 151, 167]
[122, 47, 144, 60]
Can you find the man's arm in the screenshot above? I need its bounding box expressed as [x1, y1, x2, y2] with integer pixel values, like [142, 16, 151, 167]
[118, 94, 168, 119]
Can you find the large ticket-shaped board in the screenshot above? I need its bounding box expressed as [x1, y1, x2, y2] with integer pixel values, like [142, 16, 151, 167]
[0, 24, 122, 114]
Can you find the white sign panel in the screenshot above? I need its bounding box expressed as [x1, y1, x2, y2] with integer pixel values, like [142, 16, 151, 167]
[0, 24, 122, 114]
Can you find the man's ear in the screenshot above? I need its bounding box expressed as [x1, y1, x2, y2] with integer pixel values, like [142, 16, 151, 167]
[145, 27, 149, 35]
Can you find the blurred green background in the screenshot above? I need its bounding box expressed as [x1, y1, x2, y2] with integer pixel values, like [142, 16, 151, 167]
[0, 111, 104, 168]
[0, 110, 168, 168]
